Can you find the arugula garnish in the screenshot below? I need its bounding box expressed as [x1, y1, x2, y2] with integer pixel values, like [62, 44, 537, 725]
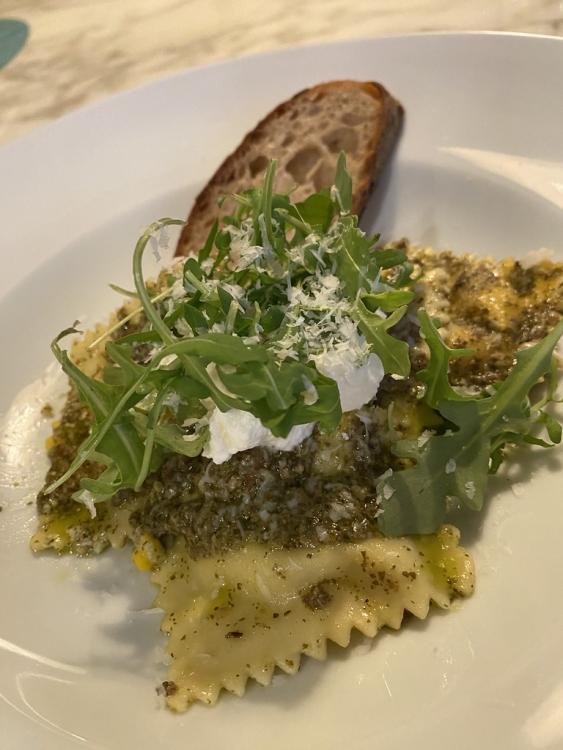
[49, 153, 560, 530]
[377, 316, 563, 536]
[416, 310, 474, 408]
[354, 300, 411, 377]
[47, 157, 413, 509]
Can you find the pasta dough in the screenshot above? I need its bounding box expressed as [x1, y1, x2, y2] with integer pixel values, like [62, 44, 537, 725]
[153, 525, 474, 710]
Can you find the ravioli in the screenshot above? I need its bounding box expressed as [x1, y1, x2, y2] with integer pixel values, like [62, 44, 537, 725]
[154, 525, 473, 709]
[31, 243, 562, 709]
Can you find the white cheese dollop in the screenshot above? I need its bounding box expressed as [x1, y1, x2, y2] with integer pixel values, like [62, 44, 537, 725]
[202, 409, 314, 465]
[202, 350, 384, 464]
[314, 350, 384, 412]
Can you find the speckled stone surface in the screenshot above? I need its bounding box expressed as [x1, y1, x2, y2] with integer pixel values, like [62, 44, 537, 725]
[1, 0, 561, 145]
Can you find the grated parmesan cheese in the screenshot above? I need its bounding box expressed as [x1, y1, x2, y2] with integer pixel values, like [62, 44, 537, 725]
[445, 458, 457, 474]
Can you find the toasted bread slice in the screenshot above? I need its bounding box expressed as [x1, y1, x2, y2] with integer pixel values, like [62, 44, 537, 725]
[176, 80, 403, 256]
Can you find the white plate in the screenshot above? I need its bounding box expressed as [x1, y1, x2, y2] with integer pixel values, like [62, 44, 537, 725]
[1, 32, 563, 750]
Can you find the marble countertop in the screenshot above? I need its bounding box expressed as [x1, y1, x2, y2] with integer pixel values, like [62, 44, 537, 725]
[1, 0, 562, 145]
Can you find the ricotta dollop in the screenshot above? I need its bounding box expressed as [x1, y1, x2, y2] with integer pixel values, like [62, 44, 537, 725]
[203, 409, 315, 464]
[314, 350, 384, 412]
[203, 350, 384, 464]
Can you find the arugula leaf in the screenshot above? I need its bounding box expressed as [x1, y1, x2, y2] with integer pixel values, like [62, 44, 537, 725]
[361, 290, 415, 313]
[416, 310, 474, 408]
[259, 159, 278, 253]
[105, 341, 151, 391]
[161, 333, 268, 364]
[217, 359, 299, 411]
[377, 319, 563, 536]
[133, 218, 185, 345]
[283, 368, 342, 434]
[354, 300, 411, 377]
[254, 367, 341, 436]
[260, 305, 284, 334]
[198, 218, 218, 263]
[389, 261, 414, 289]
[135, 382, 173, 489]
[294, 192, 334, 232]
[109, 283, 139, 299]
[333, 152, 353, 213]
[133, 412, 208, 458]
[539, 409, 562, 444]
[49, 329, 146, 502]
[94, 420, 146, 489]
[78, 464, 120, 501]
[373, 247, 407, 269]
[333, 221, 373, 298]
[172, 302, 208, 334]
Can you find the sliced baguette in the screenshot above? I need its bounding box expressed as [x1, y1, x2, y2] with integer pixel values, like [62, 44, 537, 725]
[176, 80, 403, 256]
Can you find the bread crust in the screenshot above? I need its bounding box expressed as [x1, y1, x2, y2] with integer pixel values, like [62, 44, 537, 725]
[176, 80, 403, 256]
